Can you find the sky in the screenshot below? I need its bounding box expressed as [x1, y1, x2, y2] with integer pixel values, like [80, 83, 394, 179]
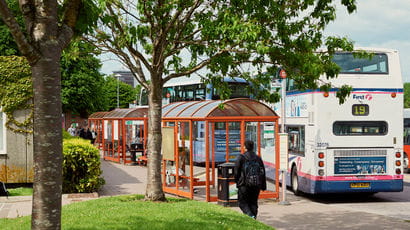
[100, 0, 410, 82]
[325, 0, 410, 82]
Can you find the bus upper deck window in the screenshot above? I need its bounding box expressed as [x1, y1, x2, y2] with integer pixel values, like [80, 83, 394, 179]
[332, 53, 389, 74]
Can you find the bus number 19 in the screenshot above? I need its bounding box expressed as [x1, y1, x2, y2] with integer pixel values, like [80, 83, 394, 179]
[352, 104, 369, 116]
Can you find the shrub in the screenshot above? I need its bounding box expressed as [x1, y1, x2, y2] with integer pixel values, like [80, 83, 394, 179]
[63, 138, 105, 193]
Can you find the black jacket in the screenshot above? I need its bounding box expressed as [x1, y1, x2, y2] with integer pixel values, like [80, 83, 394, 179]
[234, 151, 267, 190]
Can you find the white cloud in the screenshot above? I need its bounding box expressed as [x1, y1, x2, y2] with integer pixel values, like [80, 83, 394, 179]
[99, 53, 128, 75]
[326, 0, 410, 81]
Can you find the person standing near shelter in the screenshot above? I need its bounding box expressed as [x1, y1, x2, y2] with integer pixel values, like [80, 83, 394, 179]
[234, 140, 267, 219]
[67, 124, 76, 136]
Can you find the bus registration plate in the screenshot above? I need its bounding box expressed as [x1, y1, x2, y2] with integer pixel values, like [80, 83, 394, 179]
[350, 182, 370, 188]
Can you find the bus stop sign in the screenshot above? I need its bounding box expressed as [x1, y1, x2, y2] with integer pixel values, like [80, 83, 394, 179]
[279, 69, 287, 79]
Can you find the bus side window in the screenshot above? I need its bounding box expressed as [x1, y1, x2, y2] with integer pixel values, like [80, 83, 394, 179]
[286, 78, 297, 91]
[286, 126, 305, 156]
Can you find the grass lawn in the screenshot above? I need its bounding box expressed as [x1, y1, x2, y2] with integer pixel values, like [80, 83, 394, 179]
[0, 194, 274, 230]
[7, 187, 33, 196]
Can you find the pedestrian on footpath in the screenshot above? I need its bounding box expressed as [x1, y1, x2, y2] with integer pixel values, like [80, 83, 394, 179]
[234, 139, 267, 219]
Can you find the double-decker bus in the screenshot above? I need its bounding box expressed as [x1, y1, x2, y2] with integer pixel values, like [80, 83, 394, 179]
[403, 108, 410, 173]
[268, 48, 404, 195]
[162, 76, 250, 105]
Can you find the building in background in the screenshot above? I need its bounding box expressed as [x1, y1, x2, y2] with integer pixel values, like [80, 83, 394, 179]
[0, 109, 33, 183]
[113, 71, 135, 88]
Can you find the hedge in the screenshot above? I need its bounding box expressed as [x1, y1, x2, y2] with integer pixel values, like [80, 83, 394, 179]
[63, 138, 105, 193]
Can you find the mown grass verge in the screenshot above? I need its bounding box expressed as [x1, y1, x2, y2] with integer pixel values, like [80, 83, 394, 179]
[0, 194, 274, 230]
[7, 187, 33, 196]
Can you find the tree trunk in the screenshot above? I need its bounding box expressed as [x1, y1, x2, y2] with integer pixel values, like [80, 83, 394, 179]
[145, 82, 166, 201]
[31, 49, 63, 229]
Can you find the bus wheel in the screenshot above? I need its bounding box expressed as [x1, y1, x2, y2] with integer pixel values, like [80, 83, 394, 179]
[291, 167, 301, 196]
[404, 153, 409, 173]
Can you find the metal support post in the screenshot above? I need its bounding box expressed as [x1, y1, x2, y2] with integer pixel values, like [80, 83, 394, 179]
[278, 169, 290, 205]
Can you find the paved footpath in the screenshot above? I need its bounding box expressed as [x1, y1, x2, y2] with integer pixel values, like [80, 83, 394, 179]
[1, 159, 410, 230]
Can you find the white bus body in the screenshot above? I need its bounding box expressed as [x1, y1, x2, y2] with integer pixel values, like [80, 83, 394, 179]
[269, 48, 404, 194]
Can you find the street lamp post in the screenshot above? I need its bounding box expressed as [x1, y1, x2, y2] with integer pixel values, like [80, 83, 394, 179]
[115, 74, 121, 108]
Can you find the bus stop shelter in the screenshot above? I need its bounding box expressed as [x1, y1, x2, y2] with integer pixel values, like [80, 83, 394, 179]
[88, 111, 109, 149]
[161, 98, 280, 202]
[101, 107, 148, 164]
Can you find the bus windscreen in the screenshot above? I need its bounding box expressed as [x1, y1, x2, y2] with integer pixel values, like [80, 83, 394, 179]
[332, 53, 388, 74]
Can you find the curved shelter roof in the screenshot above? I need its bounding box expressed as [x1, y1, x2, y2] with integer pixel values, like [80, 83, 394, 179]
[103, 107, 148, 119]
[89, 111, 109, 119]
[162, 98, 277, 118]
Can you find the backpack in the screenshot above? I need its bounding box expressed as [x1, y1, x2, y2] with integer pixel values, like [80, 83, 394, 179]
[242, 154, 264, 187]
[0, 182, 9, 197]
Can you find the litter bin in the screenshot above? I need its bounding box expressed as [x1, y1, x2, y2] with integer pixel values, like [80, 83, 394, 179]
[217, 162, 238, 207]
[130, 143, 137, 164]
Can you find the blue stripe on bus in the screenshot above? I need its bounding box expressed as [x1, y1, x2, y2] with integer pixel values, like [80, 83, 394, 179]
[265, 167, 404, 194]
[287, 88, 403, 96]
[298, 177, 403, 194]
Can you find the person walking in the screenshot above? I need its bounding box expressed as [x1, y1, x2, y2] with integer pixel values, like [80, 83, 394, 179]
[234, 140, 267, 219]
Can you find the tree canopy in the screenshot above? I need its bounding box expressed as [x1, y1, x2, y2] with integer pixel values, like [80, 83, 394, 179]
[103, 76, 138, 110]
[93, 0, 357, 97]
[61, 40, 108, 117]
[404, 82, 410, 108]
[0, 0, 21, 56]
[0, 1, 107, 119]
[90, 0, 358, 201]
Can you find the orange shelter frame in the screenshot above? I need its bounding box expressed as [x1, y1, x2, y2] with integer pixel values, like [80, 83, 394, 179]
[161, 98, 280, 202]
[96, 107, 148, 164]
[88, 111, 109, 149]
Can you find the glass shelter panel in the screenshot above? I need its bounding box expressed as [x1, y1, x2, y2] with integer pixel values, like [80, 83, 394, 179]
[103, 120, 114, 158]
[164, 122, 195, 197]
[193, 121, 206, 163]
[260, 122, 277, 181]
[246, 122, 258, 150]
[178, 122, 190, 171]
[212, 122, 241, 163]
[125, 120, 145, 163]
[228, 122, 241, 162]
